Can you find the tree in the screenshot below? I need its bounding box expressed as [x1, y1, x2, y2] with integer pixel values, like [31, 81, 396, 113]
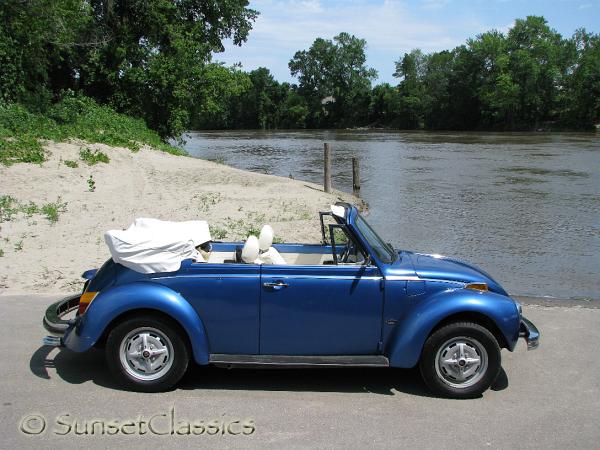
[235, 68, 289, 129]
[0, 0, 91, 109]
[393, 49, 427, 128]
[289, 32, 377, 127]
[505, 16, 571, 128]
[561, 29, 600, 128]
[369, 83, 401, 127]
[466, 31, 515, 127]
[0, 0, 258, 138]
[190, 63, 251, 129]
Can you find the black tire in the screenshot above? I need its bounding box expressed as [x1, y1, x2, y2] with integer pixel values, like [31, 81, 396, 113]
[419, 322, 501, 399]
[106, 315, 189, 392]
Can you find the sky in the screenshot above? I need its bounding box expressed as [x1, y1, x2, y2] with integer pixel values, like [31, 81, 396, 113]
[213, 0, 600, 85]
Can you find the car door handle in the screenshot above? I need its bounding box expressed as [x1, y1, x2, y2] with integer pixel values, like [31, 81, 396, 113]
[263, 281, 289, 289]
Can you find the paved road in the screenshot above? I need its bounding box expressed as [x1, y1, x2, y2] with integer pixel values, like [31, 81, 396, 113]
[1, 294, 599, 449]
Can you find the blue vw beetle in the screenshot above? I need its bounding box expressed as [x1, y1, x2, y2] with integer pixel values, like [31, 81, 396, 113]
[43, 203, 538, 398]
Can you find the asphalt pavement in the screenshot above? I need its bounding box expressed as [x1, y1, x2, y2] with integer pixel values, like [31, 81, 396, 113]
[1, 294, 599, 449]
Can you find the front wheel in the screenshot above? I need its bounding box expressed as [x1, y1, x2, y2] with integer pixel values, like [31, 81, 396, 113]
[419, 322, 501, 399]
[106, 315, 189, 392]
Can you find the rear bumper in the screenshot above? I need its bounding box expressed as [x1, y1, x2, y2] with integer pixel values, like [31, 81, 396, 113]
[519, 316, 540, 350]
[42, 294, 80, 344]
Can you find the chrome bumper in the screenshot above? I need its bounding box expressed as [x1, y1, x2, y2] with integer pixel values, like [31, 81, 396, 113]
[42, 294, 80, 346]
[519, 316, 540, 350]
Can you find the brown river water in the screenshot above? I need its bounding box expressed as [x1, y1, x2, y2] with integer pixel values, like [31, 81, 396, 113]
[182, 130, 600, 301]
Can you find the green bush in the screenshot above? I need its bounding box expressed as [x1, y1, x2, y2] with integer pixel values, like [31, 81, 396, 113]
[0, 195, 18, 222]
[0, 134, 46, 165]
[41, 198, 68, 223]
[0, 94, 186, 166]
[79, 147, 109, 165]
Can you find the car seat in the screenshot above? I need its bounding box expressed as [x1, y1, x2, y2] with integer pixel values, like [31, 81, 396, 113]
[239, 235, 260, 263]
[257, 225, 286, 265]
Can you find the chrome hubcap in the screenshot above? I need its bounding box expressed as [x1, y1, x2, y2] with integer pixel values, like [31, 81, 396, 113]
[119, 327, 174, 381]
[435, 337, 488, 388]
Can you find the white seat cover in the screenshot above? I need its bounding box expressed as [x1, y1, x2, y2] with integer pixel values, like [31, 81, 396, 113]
[241, 235, 260, 263]
[257, 224, 286, 265]
[258, 225, 274, 251]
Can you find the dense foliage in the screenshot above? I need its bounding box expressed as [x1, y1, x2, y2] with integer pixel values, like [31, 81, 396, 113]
[192, 17, 599, 131]
[0, 94, 184, 165]
[0, 0, 258, 138]
[1, 3, 598, 144]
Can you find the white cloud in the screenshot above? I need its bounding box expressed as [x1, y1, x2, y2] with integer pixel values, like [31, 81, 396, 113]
[215, 0, 581, 83]
[422, 0, 451, 10]
[215, 0, 478, 83]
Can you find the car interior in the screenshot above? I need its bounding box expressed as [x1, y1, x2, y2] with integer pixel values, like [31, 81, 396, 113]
[201, 224, 367, 266]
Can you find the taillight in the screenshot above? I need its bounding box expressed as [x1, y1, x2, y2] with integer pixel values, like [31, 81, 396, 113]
[78, 291, 98, 315]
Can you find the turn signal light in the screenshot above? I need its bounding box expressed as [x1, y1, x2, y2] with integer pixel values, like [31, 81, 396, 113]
[465, 282, 488, 292]
[78, 291, 98, 315]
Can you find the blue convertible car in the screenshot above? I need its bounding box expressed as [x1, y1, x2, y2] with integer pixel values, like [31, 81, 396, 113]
[43, 203, 538, 398]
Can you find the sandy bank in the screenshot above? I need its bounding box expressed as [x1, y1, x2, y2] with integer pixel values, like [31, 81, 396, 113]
[0, 141, 358, 295]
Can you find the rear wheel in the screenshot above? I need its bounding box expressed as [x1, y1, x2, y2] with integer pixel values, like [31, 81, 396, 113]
[106, 315, 189, 392]
[419, 322, 501, 399]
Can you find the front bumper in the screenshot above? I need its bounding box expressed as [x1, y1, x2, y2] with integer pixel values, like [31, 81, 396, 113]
[519, 316, 540, 350]
[42, 294, 80, 345]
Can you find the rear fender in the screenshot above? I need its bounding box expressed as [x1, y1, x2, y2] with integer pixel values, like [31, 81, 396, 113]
[63, 282, 210, 365]
[386, 289, 520, 368]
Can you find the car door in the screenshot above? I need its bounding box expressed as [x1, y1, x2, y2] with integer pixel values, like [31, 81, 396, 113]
[159, 260, 261, 355]
[259, 263, 384, 355]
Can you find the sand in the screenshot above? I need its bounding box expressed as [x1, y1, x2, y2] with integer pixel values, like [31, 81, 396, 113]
[0, 141, 359, 295]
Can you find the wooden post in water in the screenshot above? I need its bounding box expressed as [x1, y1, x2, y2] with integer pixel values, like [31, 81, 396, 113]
[352, 157, 360, 196]
[324, 143, 332, 193]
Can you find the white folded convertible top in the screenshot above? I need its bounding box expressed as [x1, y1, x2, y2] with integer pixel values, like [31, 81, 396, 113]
[104, 218, 211, 274]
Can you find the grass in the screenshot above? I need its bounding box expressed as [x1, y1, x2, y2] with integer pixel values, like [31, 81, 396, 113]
[209, 226, 228, 240]
[21, 201, 39, 217]
[0, 195, 19, 221]
[14, 240, 23, 251]
[64, 159, 78, 168]
[0, 195, 68, 224]
[41, 198, 68, 223]
[79, 147, 109, 165]
[0, 94, 186, 166]
[222, 212, 267, 240]
[87, 175, 96, 192]
[0, 195, 66, 223]
[196, 192, 222, 213]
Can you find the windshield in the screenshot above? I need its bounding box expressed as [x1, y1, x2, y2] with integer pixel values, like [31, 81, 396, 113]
[355, 213, 396, 264]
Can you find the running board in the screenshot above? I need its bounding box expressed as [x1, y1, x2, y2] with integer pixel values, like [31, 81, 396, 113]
[209, 354, 389, 368]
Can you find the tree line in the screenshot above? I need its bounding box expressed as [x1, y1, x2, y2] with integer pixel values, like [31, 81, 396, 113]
[2, 1, 599, 140]
[196, 17, 600, 132]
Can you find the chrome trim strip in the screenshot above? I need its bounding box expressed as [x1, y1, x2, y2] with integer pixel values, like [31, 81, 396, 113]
[209, 354, 390, 367]
[42, 335, 63, 347]
[385, 276, 465, 285]
[386, 275, 421, 281]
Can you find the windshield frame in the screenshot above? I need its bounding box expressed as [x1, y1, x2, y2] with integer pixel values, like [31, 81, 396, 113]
[354, 213, 396, 264]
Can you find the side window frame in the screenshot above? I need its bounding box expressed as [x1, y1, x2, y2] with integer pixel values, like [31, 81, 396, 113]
[328, 224, 369, 266]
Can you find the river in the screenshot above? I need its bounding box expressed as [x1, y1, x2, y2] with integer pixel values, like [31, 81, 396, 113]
[181, 130, 600, 301]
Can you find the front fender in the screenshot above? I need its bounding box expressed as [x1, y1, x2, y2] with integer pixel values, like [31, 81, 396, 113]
[63, 282, 210, 365]
[386, 289, 520, 368]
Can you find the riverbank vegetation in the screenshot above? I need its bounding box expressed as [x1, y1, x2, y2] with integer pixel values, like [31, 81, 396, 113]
[1, 1, 598, 161]
[203, 17, 600, 131]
